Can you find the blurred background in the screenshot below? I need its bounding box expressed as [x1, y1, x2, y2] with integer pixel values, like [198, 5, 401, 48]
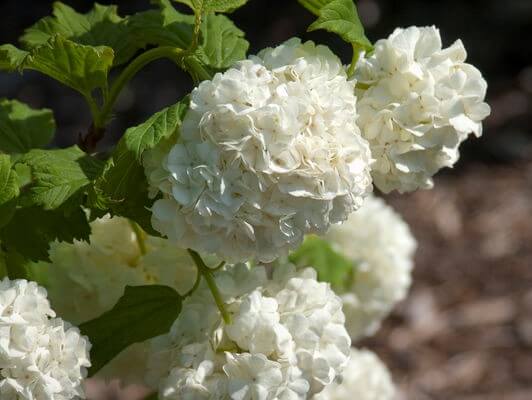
[1, 0, 532, 399]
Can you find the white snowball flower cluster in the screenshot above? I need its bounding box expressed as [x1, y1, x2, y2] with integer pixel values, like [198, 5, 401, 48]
[314, 348, 396, 400]
[323, 195, 416, 340]
[355, 26, 491, 193]
[0, 278, 91, 399]
[145, 37, 373, 263]
[30, 215, 197, 384]
[147, 262, 351, 399]
[33, 216, 197, 324]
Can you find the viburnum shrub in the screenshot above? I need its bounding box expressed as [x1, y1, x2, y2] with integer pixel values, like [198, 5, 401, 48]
[0, 0, 489, 399]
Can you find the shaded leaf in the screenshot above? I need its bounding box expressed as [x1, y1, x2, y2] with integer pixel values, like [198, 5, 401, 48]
[0, 98, 55, 154]
[0, 250, 6, 279]
[0, 155, 19, 228]
[289, 235, 355, 290]
[3, 247, 31, 280]
[0, 206, 91, 262]
[80, 285, 182, 375]
[129, 0, 194, 49]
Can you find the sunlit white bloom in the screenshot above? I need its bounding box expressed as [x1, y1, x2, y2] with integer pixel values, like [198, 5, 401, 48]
[0, 278, 54, 326]
[160, 360, 224, 400]
[146, 38, 373, 263]
[355, 26, 490, 193]
[0, 279, 91, 400]
[275, 270, 350, 393]
[226, 292, 292, 357]
[224, 353, 284, 400]
[148, 262, 350, 399]
[324, 195, 416, 340]
[314, 348, 395, 400]
[29, 216, 197, 384]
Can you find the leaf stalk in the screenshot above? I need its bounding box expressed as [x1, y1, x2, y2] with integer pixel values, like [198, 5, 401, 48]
[129, 220, 147, 256]
[95, 46, 186, 129]
[187, 249, 231, 324]
[347, 43, 363, 78]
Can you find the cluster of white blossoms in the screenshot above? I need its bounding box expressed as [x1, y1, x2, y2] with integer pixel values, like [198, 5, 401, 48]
[0, 279, 91, 399]
[323, 195, 416, 340]
[3, 22, 486, 400]
[30, 215, 197, 384]
[314, 348, 396, 400]
[355, 26, 491, 193]
[33, 216, 197, 324]
[146, 262, 351, 399]
[145, 38, 373, 263]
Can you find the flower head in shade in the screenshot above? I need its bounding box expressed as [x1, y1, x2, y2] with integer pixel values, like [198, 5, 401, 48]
[314, 348, 396, 400]
[291, 196, 417, 341]
[29, 215, 198, 385]
[323, 195, 416, 340]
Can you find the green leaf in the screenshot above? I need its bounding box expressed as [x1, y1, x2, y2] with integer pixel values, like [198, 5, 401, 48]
[0, 45, 27, 70]
[125, 99, 188, 164]
[130, 1, 247, 72]
[175, 0, 249, 14]
[289, 235, 355, 290]
[299, 0, 372, 51]
[0, 99, 55, 154]
[2, 247, 31, 280]
[195, 14, 248, 69]
[0, 36, 114, 99]
[0, 250, 7, 279]
[21, 2, 138, 65]
[91, 100, 196, 230]
[0, 156, 19, 205]
[17, 146, 104, 210]
[80, 285, 182, 375]
[0, 155, 19, 228]
[0, 205, 91, 262]
[95, 99, 188, 233]
[129, 0, 194, 49]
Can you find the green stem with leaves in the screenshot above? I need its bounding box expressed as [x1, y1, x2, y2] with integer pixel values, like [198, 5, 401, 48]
[190, 10, 203, 51]
[187, 249, 231, 324]
[84, 94, 101, 125]
[94, 46, 187, 129]
[184, 56, 213, 84]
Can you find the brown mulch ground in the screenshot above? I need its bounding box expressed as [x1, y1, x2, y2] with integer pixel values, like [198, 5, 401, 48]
[364, 162, 532, 400]
[85, 162, 532, 399]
